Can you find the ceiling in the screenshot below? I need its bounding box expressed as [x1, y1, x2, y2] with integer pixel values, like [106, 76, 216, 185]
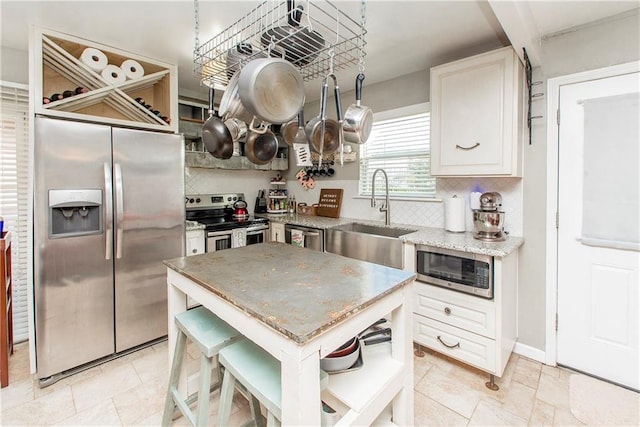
[1, 1, 638, 102]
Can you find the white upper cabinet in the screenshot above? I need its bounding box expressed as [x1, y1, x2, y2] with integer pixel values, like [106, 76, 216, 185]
[430, 47, 524, 177]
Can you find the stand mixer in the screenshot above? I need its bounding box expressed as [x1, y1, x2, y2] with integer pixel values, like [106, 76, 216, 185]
[472, 192, 506, 241]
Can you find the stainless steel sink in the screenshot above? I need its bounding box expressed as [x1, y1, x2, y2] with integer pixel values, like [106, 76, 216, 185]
[325, 223, 416, 269]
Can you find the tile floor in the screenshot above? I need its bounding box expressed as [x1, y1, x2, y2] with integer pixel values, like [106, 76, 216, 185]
[1, 340, 638, 426]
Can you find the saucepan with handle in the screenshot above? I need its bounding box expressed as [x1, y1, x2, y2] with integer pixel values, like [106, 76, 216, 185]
[343, 73, 373, 144]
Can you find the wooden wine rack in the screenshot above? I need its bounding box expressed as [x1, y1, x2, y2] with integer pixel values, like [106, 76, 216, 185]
[32, 27, 178, 132]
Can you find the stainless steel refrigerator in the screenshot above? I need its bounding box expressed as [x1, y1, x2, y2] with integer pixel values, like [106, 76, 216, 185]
[34, 116, 185, 384]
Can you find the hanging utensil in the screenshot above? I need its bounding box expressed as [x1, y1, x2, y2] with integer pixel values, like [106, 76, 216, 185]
[202, 87, 233, 160]
[343, 73, 373, 144]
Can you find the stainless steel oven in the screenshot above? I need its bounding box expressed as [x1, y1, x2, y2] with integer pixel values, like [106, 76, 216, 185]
[416, 245, 494, 299]
[186, 193, 269, 253]
[206, 223, 268, 252]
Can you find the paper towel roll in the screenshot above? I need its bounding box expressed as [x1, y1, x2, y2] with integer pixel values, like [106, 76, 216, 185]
[80, 47, 108, 72]
[120, 59, 145, 80]
[445, 195, 466, 232]
[101, 64, 126, 85]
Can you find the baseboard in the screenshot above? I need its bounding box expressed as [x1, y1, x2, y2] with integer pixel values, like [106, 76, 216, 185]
[513, 341, 547, 364]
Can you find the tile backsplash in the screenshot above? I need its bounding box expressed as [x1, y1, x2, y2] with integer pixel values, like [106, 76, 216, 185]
[185, 168, 523, 236]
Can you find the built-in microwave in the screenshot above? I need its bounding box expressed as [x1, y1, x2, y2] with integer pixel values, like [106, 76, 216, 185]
[416, 245, 493, 299]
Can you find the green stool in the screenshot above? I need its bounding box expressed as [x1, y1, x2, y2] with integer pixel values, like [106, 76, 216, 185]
[216, 339, 329, 427]
[162, 306, 242, 426]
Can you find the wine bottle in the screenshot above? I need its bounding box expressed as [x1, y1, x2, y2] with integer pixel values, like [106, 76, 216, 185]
[50, 93, 63, 101]
[135, 97, 145, 105]
[42, 97, 51, 104]
[62, 90, 74, 98]
[75, 87, 88, 95]
[152, 110, 161, 116]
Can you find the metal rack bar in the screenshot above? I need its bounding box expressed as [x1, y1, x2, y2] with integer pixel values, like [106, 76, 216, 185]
[194, 0, 366, 88]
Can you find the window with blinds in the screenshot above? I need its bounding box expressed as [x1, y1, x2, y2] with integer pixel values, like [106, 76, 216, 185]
[359, 103, 436, 199]
[0, 82, 29, 342]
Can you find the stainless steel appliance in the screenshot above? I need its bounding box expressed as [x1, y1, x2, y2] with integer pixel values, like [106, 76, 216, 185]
[473, 191, 506, 242]
[285, 224, 324, 251]
[416, 245, 494, 299]
[34, 117, 185, 385]
[185, 193, 269, 252]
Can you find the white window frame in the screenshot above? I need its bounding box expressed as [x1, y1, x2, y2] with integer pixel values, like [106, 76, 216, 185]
[0, 81, 30, 343]
[358, 102, 436, 200]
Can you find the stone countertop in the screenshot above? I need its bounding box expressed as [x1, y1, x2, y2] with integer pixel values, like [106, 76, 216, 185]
[262, 213, 523, 257]
[399, 227, 524, 257]
[185, 220, 205, 231]
[164, 242, 416, 344]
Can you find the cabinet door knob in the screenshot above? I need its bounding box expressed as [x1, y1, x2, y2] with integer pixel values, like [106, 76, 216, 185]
[444, 307, 451, 315]
[192, 248, 197, 253]
[437, 335, 460, 349]
[455, 142, 480, 150]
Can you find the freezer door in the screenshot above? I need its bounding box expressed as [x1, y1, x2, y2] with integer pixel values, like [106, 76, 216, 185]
[112, 128, 185, 351]
[34, 117, 115, 379]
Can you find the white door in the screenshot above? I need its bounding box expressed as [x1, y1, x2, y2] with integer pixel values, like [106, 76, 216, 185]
[557, 71, 640, 390]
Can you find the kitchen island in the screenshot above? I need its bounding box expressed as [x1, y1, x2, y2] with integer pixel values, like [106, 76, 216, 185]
[164, 242, 416, 425]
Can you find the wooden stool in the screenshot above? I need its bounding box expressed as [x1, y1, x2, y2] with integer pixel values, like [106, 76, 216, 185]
[162, 306, 242, 426]
[216, 339, 329, 427]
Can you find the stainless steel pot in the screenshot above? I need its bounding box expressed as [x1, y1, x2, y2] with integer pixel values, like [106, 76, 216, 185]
[343, 73, 373, 144]
[245, 128, 279, 165]
[238, 58, 305, 124]
[281, 118, 298, 146]
[306, 118, 340, 154]
[202, 87, 233, 160]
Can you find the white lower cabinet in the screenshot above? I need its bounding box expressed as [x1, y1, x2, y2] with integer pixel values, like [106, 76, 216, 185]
[415, 316, 497, 372]
[186, 229, 205, 255]
[185, 229, 205, 309]
[413, 250, 518, 378]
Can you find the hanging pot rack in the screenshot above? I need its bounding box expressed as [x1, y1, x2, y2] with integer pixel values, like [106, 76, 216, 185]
[193, 0, 367, 89]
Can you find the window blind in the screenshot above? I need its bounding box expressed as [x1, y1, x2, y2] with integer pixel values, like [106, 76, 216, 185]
[0, 81, 30, 342]
[359, 104, 436, 198]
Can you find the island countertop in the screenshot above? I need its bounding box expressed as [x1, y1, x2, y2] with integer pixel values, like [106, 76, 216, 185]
[164, 242, 416, 344]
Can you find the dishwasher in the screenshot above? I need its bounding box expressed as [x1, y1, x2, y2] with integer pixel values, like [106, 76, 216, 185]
[285, 224, 324, 252]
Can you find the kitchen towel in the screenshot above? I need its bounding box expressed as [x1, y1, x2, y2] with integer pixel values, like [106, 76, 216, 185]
[100, 64, 126, 85]
[120, 59, 145, 80]
[445, 195, 466, 232]
[80, 47, 108, 72]
[291, 229, 304, 247]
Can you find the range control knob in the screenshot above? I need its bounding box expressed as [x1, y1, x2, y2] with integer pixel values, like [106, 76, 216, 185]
[195, 198, 201, 203]
[189, 198, 195, 203]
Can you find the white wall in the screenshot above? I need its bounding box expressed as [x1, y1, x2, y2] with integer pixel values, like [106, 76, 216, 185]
[519, 9, 640, 352]
[0, 47, 28, 84]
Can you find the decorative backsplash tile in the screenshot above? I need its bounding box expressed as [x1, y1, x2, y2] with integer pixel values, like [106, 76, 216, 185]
[186, 168, 523, 236]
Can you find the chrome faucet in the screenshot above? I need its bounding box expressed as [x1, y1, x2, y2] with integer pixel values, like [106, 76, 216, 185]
[371, 168, 391, 226]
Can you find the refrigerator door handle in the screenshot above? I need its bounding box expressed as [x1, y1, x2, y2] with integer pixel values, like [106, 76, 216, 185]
[104, 162, 113, 260]
[114, 162, 124, 259]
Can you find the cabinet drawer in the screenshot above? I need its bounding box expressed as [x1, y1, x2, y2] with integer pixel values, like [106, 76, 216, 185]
[414, 282, 496, 338]
[414, 315, 496, 374]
